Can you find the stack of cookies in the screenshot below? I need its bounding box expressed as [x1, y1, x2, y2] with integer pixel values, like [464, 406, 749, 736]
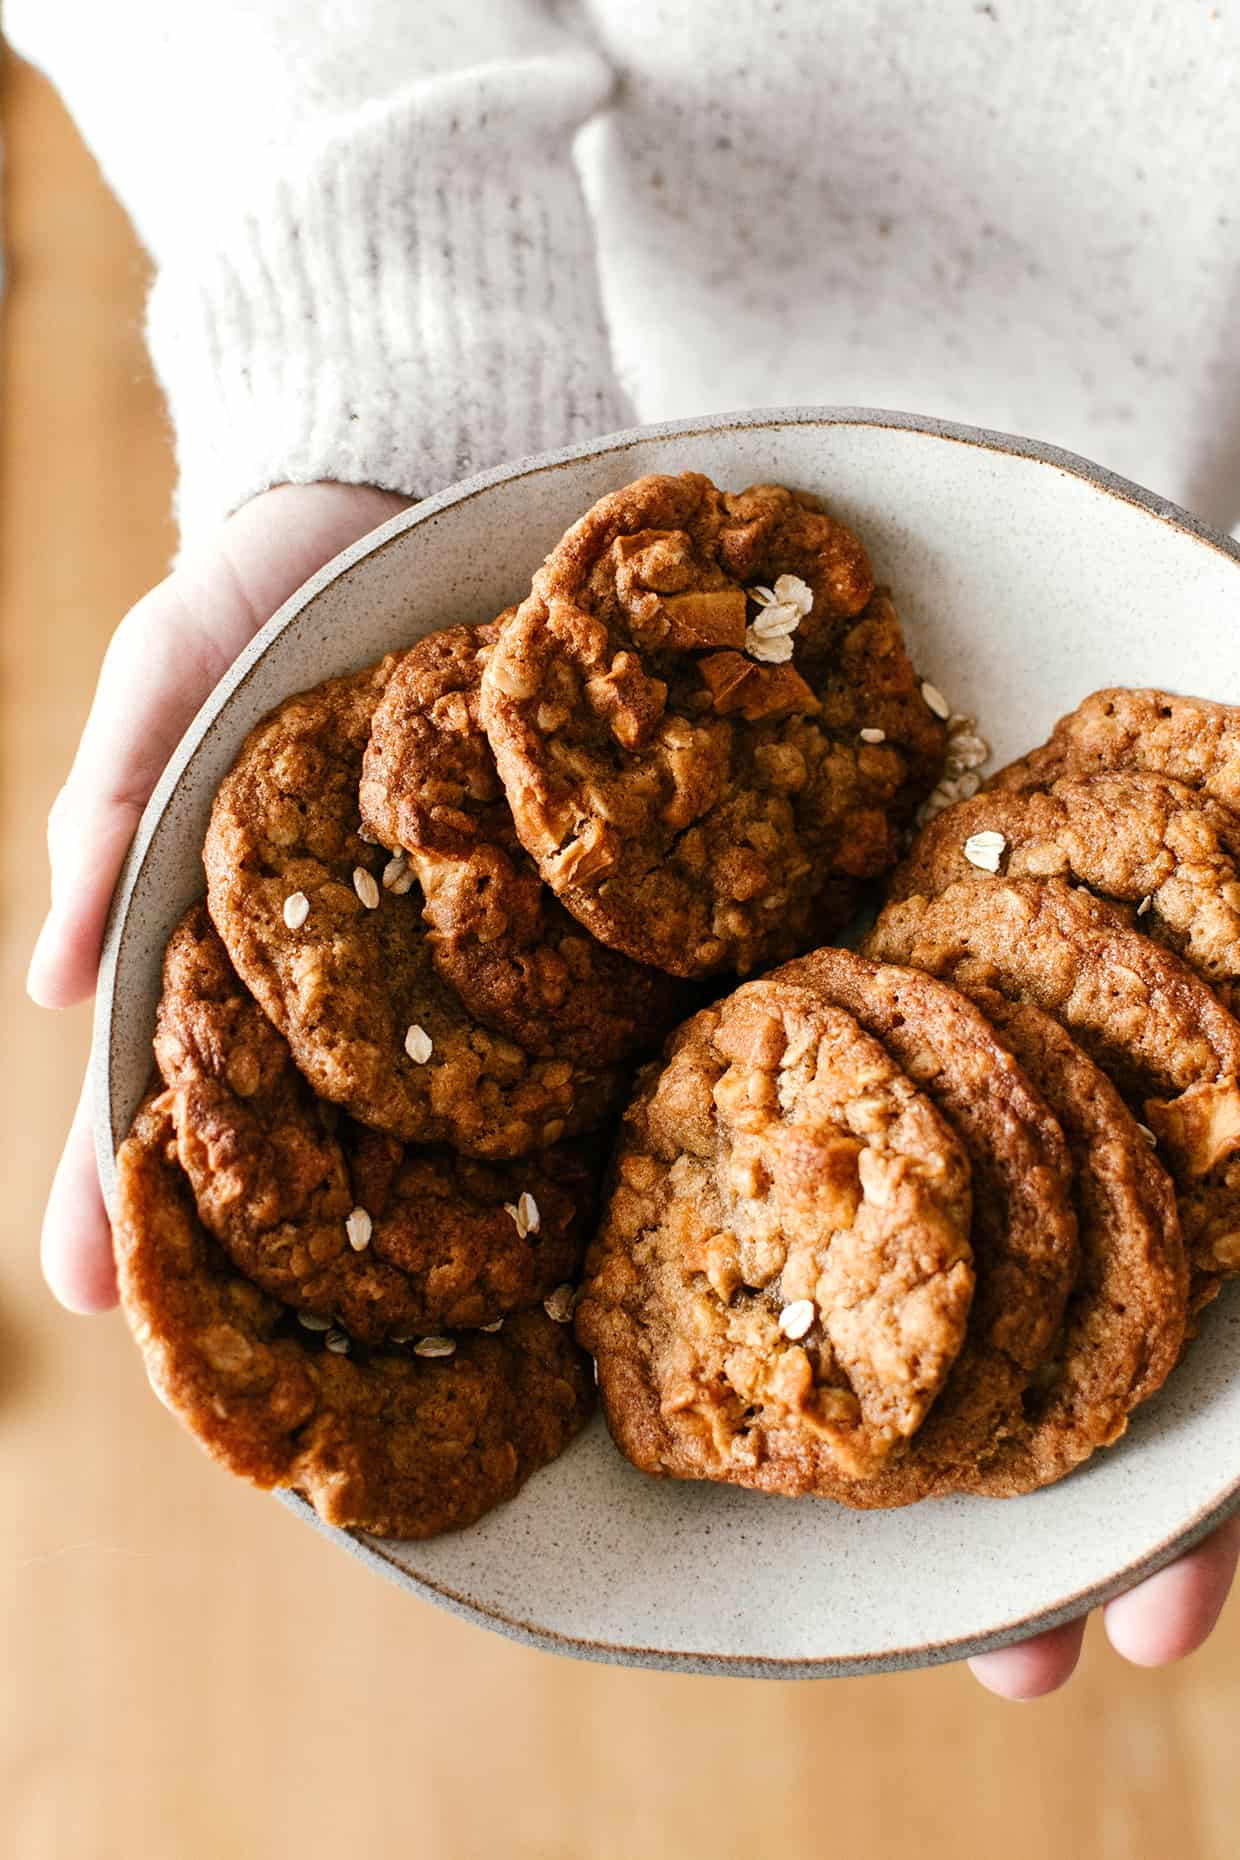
[115, 472, 949, 1537]
[582, 687, 1240, 1505]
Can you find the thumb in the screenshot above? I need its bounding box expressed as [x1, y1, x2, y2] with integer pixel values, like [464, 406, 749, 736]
[28, 482, 409, 1009]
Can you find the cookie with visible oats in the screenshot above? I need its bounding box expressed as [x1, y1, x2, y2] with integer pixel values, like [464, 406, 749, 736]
[115, 1097, 593, 1540]
[479, 473, 945, 978]
[943, 991, 1186, 1496]
[768, 946, 1079, 1507]
[575, 976, 975, 1490]
[358, 621, 689, 1067]
[991, 687, 1240, 809]
[866, 877, 1240, 1300]
[204, 659, 622, 1157]
[891, 771, 1240, 1013]
[155, 906, 598, 1341]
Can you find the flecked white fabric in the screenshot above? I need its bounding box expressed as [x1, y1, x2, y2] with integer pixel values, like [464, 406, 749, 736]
[9, 0, 1240, 545]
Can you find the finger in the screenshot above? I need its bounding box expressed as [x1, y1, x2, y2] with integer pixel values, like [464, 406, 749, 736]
[1104, 1515, 1240, 1666]
[42, 1073, 118, 1313]
[209, 481, 411, 623]
[967, 1615, 1087, 1700]
[27, 788, 146, 1008]
[27, 581, 234, 1009]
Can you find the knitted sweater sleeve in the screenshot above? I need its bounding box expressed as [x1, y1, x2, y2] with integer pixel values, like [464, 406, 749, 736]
[5, 0, 628, 547]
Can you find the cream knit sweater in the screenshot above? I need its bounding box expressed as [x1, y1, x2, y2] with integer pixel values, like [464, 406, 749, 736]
[9, 0, 1240, 548]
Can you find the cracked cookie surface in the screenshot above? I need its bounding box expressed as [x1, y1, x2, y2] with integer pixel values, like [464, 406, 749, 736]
[893, 771, 1240, 1013]
[115, 1098, 594, 1540]
[480, 472, 945, 977]
[155, 905, 599, 1341]
[991, 687, 1240, 811]
[204, 659, 622, 1157]
[576, 976, 974, 1490]
[867, 877, 1240, 1301]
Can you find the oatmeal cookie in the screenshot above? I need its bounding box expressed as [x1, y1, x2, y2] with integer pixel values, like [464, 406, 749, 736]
[204, 659, 621, 1156]
[991, 687, 1240, 810]
[866, 877, 1240, 1296]
[575, 977, 974, 1490]
[479, 473, 945, 977]
[892, 772, 1240, 1011]
[155, 906, 598, 1341]
[358, 621, 688, 1066]
[767, 946, 1079, 1506]
[945, 992, 1186, 1496]
[114, 1097, 594, 1539]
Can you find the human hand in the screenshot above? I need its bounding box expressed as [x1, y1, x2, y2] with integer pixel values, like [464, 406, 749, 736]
[968, 1510, 1240, 1698]
[28, 480, 411, 1313]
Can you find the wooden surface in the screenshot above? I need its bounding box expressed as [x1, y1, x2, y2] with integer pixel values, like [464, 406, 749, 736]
[4, 53, 1240, 1860]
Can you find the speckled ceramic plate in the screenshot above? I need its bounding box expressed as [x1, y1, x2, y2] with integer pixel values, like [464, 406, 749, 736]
[94, 409, 1240, 1677]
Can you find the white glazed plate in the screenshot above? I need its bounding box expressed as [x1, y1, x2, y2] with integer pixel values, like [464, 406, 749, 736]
[94, 409, 1240, 1677]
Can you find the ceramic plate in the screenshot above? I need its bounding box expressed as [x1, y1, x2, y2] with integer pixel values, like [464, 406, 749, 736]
[94, 409, 1240, 1677]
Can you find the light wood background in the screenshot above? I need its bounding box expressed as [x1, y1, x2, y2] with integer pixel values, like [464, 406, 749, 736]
[4, 52, 1240, 1860]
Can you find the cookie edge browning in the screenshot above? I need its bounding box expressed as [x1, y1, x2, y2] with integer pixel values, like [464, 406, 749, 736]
[762, 944, 1079, 1507]
[953, 993, 1187, 1497]
[479, 473, 888, 979]
[359, 621, 690, 1067]
[989, 687, 1240, 809]
[115, 1096, 594, 1539]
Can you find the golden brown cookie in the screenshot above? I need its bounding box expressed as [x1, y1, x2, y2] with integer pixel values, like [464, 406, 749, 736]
[866, 877, 1240, 1299]
[358, 621, 689, 1066]
[204, 659, 622, 1157]
[575, 977, 974, 1490]
[479, 473, 945, 977]
[892, 771, 1240, 1012]
[155, 905, 599, 1341]
[944, 992, 1186, 1496]
[766, 946, 1079, 1507]
[991, 687, 1240, 810]
[114, 1097, 594, 1540]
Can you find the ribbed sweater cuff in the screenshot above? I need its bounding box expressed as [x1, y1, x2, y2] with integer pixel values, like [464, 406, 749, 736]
[146, 69, 628, 551]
